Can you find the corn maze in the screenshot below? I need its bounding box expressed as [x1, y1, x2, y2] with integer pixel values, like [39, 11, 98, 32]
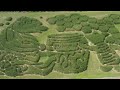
[1, 12, 120, 78]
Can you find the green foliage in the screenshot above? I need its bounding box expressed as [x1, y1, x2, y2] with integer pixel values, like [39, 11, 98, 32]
[105, 36, 115, 44]
[0, 23, 4, 26]
[57, 26, 66, 32]
[79, 15, 89, 22]
[9, 16, 48, 33]
[100, 65, 113, 72]
[56, 20, 65, 26]
[99, 25, 109, 32]
[82, 26, 92, 33]
[114, 65, 120, 72]
[108, 27, 119, 34]
[64, 22, 73, 28]
[87, 33, 105, 44]
[4, 66, 22, 77]
[6, 22, 10, 25]
[47, 17, 57, 24]
[40, 44, 46, 51]
[88, 17, 97, 23]
[89, 23, 99, 30]
[5, 17, 12, 21]
[72, 24, 82, 31]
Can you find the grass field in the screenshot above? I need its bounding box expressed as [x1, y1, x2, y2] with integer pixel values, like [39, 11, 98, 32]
[0, 11, 120, 79]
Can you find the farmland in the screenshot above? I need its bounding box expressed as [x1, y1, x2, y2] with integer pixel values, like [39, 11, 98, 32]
[0, 11, 120, 79]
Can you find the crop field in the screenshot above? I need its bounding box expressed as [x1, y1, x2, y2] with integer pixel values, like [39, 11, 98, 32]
[1, 11, 120, 79]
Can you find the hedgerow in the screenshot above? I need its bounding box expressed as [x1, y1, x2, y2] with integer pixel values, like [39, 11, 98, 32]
[5, 17, 13, 21]
[82, 26, 92, 34]
[100, 65, 113, 72]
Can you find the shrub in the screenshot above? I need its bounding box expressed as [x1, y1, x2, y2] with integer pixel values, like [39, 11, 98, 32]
[87, 33, 105, 44]
[108, 27, 119, 34]
[70, 13, 81, 19]
[79, 15, 89, 22]
[57, 26, 66, 32]
[72, 24, 82, 31]
[109, 14, 120, 19]
[114, 65, 120, 72]
[72, 19, 81, 24]
[99, 25, 109, 32]
[102, 32, 109, 37]
[89, 23, 99, 30]
[88, 17, 97, 23]
[82, 26, 92, 34]
[0, 23, 4, 26]
[56, 20, 65, 26]
[10, 16, 48, 33]
[55, 15, 66, 20]
[64, 22, 73, 28]
[40, 44, 46, 51]
[63, 16, 72, 22]
[47, 17, 57, 24]
[97, 19, 106, 25]
[4, 66, 22, 77]
[6, 22, 10, 25]
[5, 17, 12, 21]
[40, 16, 43, 19]
[100, 65, 113, 72]
[105, 36, 115, 44]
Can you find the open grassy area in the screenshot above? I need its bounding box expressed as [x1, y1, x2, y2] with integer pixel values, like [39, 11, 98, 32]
[0, 11, 120, 79]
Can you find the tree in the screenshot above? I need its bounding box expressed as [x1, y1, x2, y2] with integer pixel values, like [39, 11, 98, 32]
[108, 27, 119, 34]
[72, 24, 82, 31]
[47, 17, 57, 25]
[0, 23, 4, 26]
[99, 25, 109, 32]
[6, 22, 10, 25]
[5, 17, 12, 21]
[40, 44, 46, 51]
[100, 65, 113, 72]
[57, 26, 66, 32]
[88, 17, 97, 23]
[89, 23, 99, 30]
[82, 26, 92, 34]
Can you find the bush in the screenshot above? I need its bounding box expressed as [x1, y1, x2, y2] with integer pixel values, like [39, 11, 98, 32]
[105, 36, 115, 44]
[40, 44, 46, 51]
[56, 20, 65, 26]
[6, 22, 10, 25]
[87, 33, 105, 44]
[5, 17, 12, 21]
[82, 26, 92, 34]
[64, 22, 73, 28]
[72, 24, 82, 31]
[99, 25, 109, 32]
[97, 19, 106, 25]
[114, 65, 120, 72]
[70, 13, 81, 19]
[10, 16, 48, 33]
[79, 15, 89, 22]
[47, 17, 57, 24]
[63, 16, 72, 22]
[89, 23, 99, 30]
[72, 19, 81, 24]
[0, 23, 4, 26]
[4, 66, 22, 77]
[109, 14, 120, 20]
[55, 15, 66, 20]
[57, 26, 66, 32]
[88, 17, 97, 23]
[108, 27, 119, 34]
[100, 65, 113, 72]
